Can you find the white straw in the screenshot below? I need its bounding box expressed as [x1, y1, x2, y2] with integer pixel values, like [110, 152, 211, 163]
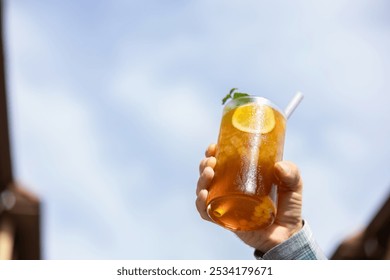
[284, 91, 304, 119]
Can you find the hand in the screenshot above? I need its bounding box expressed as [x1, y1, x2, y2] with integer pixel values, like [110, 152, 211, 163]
[196, 143, 303, 253]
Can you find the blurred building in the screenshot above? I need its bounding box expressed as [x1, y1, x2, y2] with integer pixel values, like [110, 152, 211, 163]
[0, 0, 41, 260]
[331, 194, 390, 260]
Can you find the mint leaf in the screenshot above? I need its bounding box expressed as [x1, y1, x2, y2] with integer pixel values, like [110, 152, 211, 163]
[222, 95, 231, 105]
[229, 87, 238, 96]
[233, 92, 249, 99]
[222, 88, 250, 105]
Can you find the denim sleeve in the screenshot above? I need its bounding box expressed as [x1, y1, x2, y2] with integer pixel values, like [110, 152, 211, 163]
[254, 221, 327, 260]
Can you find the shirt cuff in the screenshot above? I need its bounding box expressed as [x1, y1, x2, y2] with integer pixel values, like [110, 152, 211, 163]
[254, 220, 327, 260]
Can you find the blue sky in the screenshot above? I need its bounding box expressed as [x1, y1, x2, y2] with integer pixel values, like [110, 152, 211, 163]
[4, 0, 390, 259]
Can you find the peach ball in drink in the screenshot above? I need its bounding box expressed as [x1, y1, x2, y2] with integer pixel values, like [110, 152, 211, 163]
[206, 96, 286, 231]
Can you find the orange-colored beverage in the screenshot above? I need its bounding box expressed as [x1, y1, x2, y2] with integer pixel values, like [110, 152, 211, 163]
[207, 96, 286, 231]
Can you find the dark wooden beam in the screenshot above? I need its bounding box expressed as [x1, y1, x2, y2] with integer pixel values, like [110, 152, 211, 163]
[0, 0, 13, 192]
[0, 0, 41, 259]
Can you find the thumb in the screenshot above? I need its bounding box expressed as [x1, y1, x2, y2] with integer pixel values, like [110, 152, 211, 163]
[274, 161, 303, 192]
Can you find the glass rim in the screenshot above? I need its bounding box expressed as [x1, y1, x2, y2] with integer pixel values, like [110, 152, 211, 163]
[224, 95, 286, 119]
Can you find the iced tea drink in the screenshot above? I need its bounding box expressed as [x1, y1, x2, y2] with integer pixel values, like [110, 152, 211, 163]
[206, 96, 286, 231]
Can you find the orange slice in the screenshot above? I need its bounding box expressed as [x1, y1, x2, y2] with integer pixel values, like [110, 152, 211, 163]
[232, 103, 275, 134]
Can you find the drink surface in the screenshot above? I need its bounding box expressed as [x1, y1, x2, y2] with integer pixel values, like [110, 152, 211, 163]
[207, 97, 286, 231]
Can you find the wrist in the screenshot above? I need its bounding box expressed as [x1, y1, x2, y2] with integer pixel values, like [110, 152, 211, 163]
[255, 220, 327, 260]
[256, 220, 303, 253]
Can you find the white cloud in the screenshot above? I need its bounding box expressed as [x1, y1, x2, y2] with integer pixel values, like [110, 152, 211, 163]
[10, 80, 155, 257]
[109, 53, 219, 148]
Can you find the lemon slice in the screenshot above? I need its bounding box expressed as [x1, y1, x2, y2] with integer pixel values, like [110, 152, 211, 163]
[232, 103, 275, 134]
